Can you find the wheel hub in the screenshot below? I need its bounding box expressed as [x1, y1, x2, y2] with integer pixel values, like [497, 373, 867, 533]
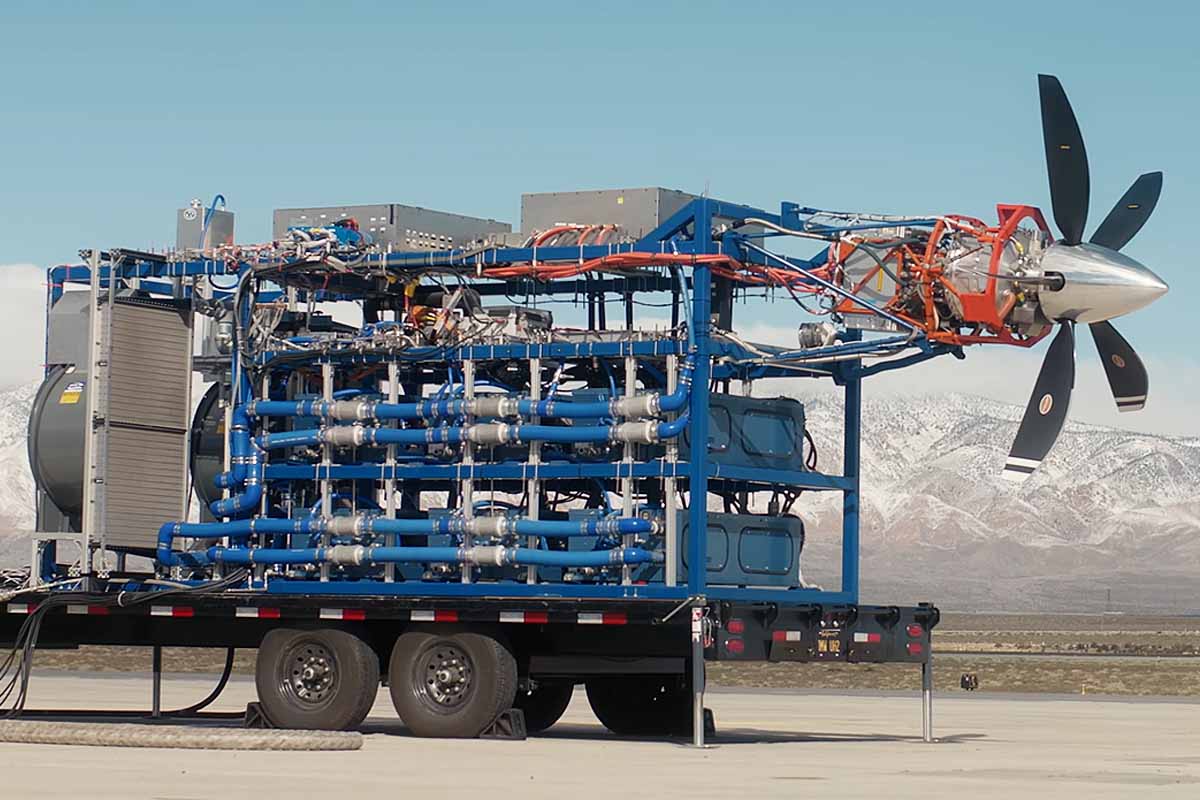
[283, 642, 338, 705]
[416, 643, 474, 711]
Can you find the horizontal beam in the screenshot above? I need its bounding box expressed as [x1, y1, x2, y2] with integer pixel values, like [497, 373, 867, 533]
[707, 464, 853, 491]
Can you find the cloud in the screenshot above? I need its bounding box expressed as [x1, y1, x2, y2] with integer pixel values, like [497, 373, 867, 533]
[0, 265, 47, 390]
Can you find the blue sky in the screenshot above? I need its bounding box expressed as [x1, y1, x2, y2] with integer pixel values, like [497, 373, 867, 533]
[1, 0, 1197, 432]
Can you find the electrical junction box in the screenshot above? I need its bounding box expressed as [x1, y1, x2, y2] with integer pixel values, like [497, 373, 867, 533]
[551, 510, 806, 589]
[679, 393, 808, 473]
[177, 201, 234, 250]
[521, 187, 699, 240]
[272, 204, 511, 251]
[676, 512, 805, 588]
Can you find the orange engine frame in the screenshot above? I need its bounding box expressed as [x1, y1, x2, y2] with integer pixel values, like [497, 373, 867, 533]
[833, 204, 1053, 348]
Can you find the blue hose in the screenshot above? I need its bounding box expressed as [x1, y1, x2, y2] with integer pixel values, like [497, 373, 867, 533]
[247, 360, 693, 423]
[255, 414, 688, 450]
[191, 544, 660, 569]
[156, 514, 653, 568]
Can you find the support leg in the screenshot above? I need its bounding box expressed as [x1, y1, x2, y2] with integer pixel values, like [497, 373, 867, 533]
[151, 645, 163, 719]
[691, 605, 705, 747]
[922, 655, 933, 743]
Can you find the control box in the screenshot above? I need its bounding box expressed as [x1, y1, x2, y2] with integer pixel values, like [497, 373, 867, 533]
[272, 203, 510, 251]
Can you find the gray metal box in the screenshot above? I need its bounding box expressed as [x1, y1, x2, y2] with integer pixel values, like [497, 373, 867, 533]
[272, 204, 511, 251]
[679, 393, 808, 473]
[177, 205, 234, 250]
[520, 187, 699, 239]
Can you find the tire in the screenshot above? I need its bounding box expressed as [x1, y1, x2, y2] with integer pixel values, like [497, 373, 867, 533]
[513, 681, 574, 734]
[389, 629, 517, 738]
[585, 675, 692, 737]
[255, 628, 380, 731]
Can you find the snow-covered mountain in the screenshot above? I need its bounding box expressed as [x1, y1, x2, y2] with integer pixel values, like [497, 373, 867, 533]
[0, 380, 1196, 612]
[792, 391, 1200, 612]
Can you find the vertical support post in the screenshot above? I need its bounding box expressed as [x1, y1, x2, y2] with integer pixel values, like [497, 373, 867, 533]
[79, 249, 105, 578]
[841, 332, 863, 603]
[690, 604, 706, 747]
[687, 200, 714, 598]
[319, 361, 333, 582]
[620, 351, 636, 585]
[460, 359, 475, 584]
[384, 360, 399, 583]
[151, 645, 163, 719]
[922, 654, 934, 743]
[664, 353, 679, 587]
[526, 356, 541, 584]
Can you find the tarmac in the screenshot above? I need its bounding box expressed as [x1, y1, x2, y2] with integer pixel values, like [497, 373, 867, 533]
[0, 671, 1197, 799]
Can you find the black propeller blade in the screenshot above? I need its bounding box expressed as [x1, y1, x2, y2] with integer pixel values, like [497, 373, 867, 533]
[1038, 74, 1090, 245]
[1004, 323, 1076, 482]
[1090, 171, 1163, 251]
[1089, 320, 1148, 412]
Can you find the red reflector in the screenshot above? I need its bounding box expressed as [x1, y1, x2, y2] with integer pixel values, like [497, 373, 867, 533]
[725, 637, 745, 655]
[524, 611, 549, 624]
[342, 609, 367, 621]
[907, 642, 924, 656]
[88, 605, 110, 616]
[726, 618, 746, 635]
[259, 608, 281, 619]
[771, 630, 787, 641]
[173, 607, 194, 618]
[601, 612, 627, 626]
[433, 610, 457, 623]
[907, 623, 924, 638]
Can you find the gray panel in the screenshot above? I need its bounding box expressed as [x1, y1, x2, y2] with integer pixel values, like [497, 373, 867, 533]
[273, 204, 510, 251]
[520, 187, 699, 239]
[108, 303, 192, 430]
[177, 207, 234, 250]
[102, 301, 192, 550]
[46, 292, 92, 367]
[103, 426, 188, 550]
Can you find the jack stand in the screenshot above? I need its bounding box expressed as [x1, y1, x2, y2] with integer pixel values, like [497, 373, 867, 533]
[480, 708, 527, 740]
[690, 603, 709, 748]
[150, 645, 163, 719]
[921, 655, 934, 743]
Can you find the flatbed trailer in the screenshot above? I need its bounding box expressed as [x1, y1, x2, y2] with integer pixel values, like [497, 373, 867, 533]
[4, 192, 948, 742]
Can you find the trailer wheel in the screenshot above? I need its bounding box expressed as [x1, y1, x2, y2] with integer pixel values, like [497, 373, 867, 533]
[389, 629, 517, 738]
[513, 681, 574, 734]
[255, 628, 380, 731]
[585, 675, 691, 737]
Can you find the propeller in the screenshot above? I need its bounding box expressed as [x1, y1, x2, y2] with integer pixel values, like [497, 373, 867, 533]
[1002, 76, 1163, 482]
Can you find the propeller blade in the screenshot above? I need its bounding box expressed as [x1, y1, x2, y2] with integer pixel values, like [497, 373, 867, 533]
[1089, 172, 1163, 251]
[1003, 323, 1076, 482]
[1090, 320, 1148, 412]
[1038, 74, 1090, 245]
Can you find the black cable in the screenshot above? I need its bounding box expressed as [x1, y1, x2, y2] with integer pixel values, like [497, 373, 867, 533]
[165, 647, 236, 716]
[804, 428, 818, 470]
[0, 571, 248, 717]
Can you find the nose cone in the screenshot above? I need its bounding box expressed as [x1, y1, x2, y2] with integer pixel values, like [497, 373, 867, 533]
[1038, 242, 1168, 324]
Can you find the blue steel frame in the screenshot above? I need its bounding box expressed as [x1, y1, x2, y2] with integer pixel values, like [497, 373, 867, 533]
[48, 197, 959, 606]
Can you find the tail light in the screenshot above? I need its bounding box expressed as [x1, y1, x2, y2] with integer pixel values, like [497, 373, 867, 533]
[906, 623, 924, 638]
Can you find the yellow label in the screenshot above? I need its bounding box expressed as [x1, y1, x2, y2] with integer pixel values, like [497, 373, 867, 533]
[59, 380, 85, 405]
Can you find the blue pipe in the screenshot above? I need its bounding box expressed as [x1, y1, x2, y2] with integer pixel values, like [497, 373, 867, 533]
[255, 414, 689, 450]
[194, 544, 661, 568]
[209, 401, 264, 519]
[246, 359, 693, 422]
[157, 516, 327, 567]
[156, 514, 653, 568]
